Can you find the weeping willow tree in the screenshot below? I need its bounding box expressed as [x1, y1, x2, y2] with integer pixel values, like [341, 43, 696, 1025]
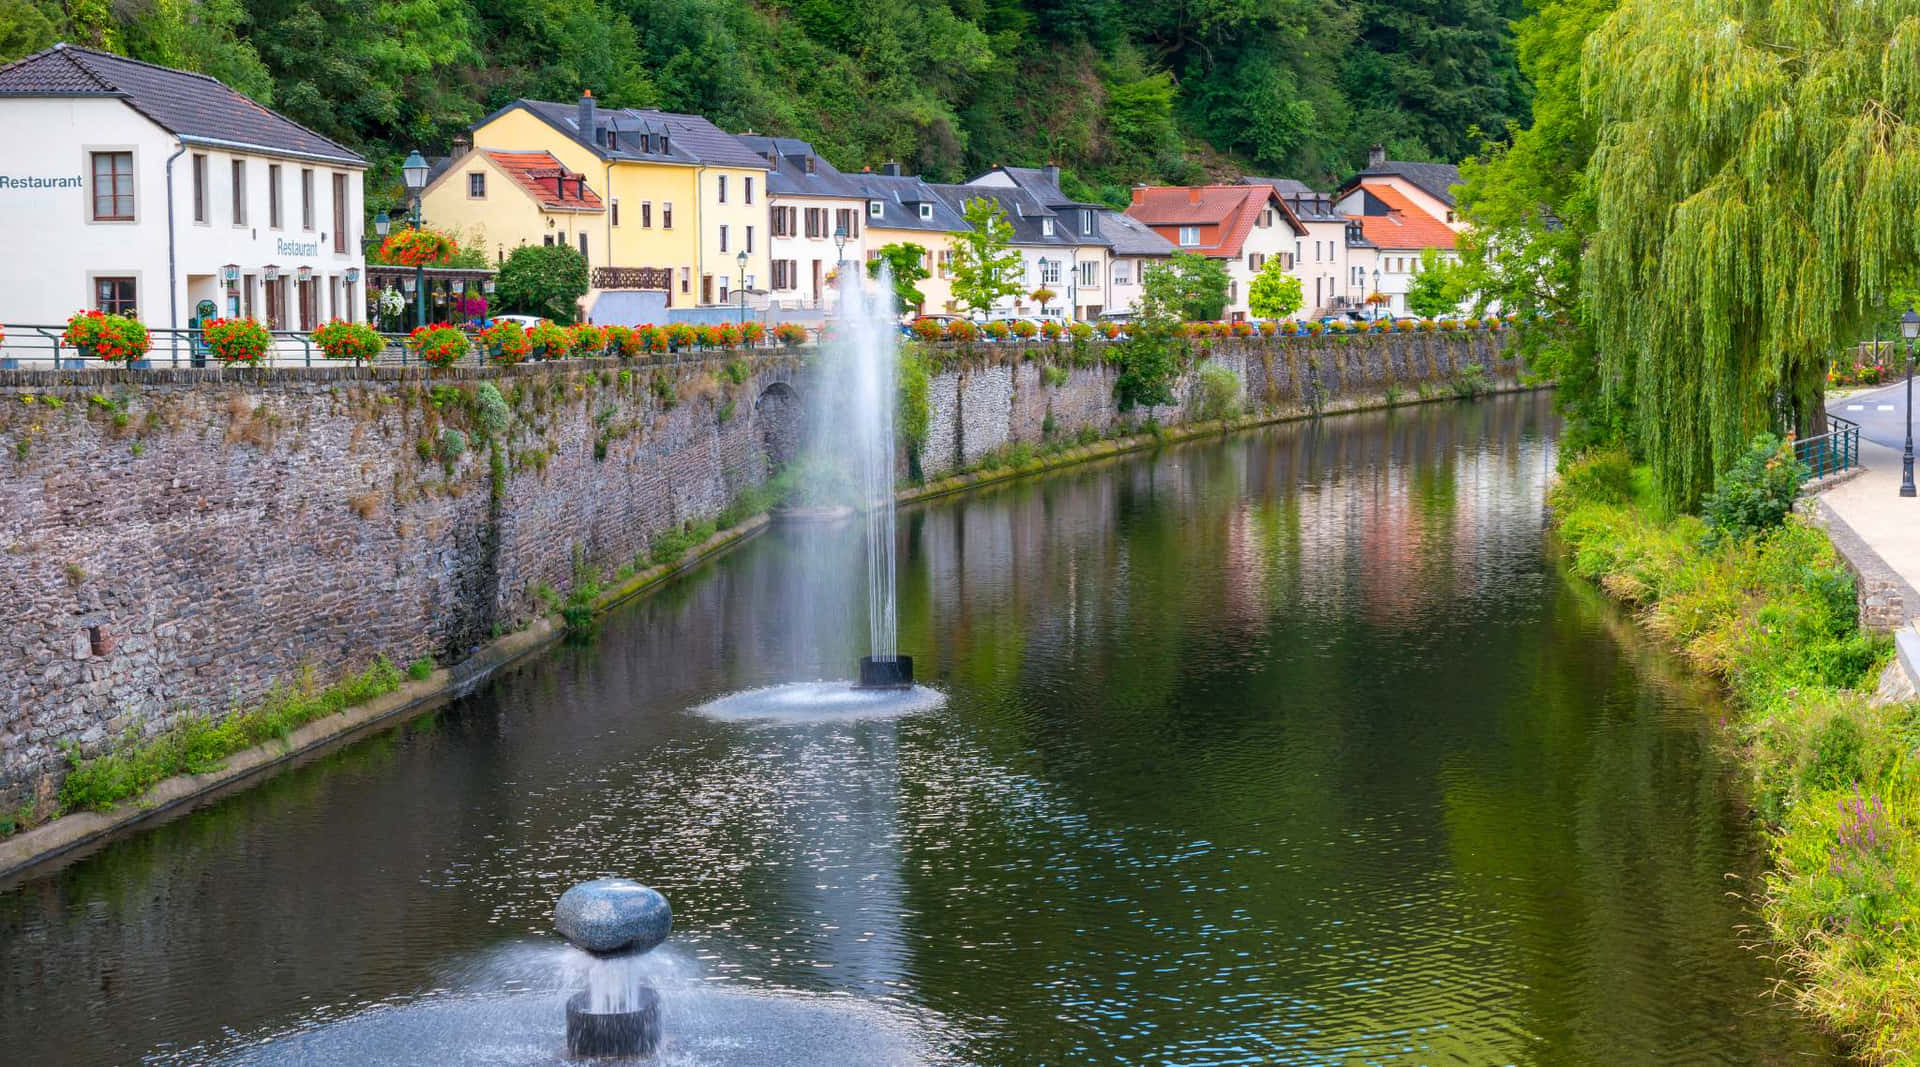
[1583, 0, 1920, 510]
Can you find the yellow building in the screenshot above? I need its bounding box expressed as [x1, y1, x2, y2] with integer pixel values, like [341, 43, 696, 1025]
[849, 167, 971, 316]
[420, 148, 604, 268]
[459, 93, 771, 316]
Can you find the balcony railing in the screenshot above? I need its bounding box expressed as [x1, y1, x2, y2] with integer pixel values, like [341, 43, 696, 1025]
[593, 267, 672, 290]
[1796, 413, 1860, 481]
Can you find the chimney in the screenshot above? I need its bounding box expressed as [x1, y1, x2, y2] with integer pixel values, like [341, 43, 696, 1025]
[1187, 187, 1202, 204]
[578, 90, 597, 142]
[1368, 143, 1386, 169]
[881, 161, 901, 177]
[1045, 162, 1060, 189]
[451, 132, 471, 159]
[1130, 183, 1145, 205]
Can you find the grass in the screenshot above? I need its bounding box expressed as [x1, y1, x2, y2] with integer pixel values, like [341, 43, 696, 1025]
[53, 657, 406, 818]
[1552, 449, 1919, 1063]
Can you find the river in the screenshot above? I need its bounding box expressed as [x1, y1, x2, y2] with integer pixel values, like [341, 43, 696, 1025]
[0, 392, 1838, 1065]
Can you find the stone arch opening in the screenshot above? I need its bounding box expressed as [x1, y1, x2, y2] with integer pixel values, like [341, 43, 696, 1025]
[755, 381, 804, 469]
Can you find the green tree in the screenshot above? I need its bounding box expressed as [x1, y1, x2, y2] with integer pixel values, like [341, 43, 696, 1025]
[495, 243, 589, 323]
[1142, 252, 1230, 322]
[1583, 0, 1920, 510]
[0, 0, 58, 63]
[1247, 258, 1304, 320]
[1404, 249, 1462, 318]
[950, 197, 1025, 315]
[867, 243, 930, 315]
[1455, 0, 1621, 452]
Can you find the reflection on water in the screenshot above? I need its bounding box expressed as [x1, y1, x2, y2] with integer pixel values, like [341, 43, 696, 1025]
[0, 394, 1836, 1065]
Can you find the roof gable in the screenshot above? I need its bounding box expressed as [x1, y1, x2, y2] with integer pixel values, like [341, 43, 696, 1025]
[0, 44, 363, 165]
[1342, 159, 1461, 208]
[503, 99, 769, 170]
[1348, 182, 1456, 250]
[478, 150, 603, 211]
[1125, 185, 1304, 256]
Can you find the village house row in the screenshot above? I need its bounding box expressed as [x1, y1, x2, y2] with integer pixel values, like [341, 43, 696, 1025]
[0, 43, 1470, 333]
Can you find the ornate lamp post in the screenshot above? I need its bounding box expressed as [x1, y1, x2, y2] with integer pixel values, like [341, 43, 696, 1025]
[400, 151, 431, 328]
[1372, 268, 1383, 321]
[1902, 307, 1918, 497]
[736, 249, 749, 326]
[831, 223, 850, 312]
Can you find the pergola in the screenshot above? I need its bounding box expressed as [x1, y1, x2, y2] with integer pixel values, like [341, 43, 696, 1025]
[364, 265, 498, 330]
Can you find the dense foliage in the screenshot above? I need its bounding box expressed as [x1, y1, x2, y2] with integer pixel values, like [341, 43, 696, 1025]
[949, 197, 1023, 314]
[867, 243, 929, 315]
[495, 243, 589, 323]
[1246, 259, 1302, 321]
[1699, 434, 1805, 544]
[5, 0, 1530, 201]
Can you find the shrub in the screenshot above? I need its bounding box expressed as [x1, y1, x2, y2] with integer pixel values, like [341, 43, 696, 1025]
[407, 324, 469, 367]
[1042, 364, 1070, 387]
[1449, 362, 1490, 399]
[1554, 448, 1635, 508]
[1192, 362, 1243, 421]
[1702, 434, 1806, 542]
[64, 310, 151, 363]
[527, 320, 571, 359]
[313, 319, 385, 363]
[475, 320, 531, 365]
[568, 323, 608, 357]
[202, 317, 274, 365]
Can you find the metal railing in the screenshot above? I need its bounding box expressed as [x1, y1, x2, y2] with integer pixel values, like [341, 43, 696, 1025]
[0, 321, 819, 373]
[1796, 413, 1860, 480]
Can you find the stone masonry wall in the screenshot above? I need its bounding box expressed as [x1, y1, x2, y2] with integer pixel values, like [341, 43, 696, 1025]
[0, 330, 1516, 807]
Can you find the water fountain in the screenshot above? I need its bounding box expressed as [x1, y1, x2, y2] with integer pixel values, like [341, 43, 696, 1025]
[553, 878, 671, 1058]
[697, 268, 937, 720]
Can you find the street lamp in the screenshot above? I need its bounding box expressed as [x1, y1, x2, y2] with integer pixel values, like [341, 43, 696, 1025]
[401, 150, 430, 329]
[1902, 307, 1918, 497]
[736, 249, 748, 326]
[1372, 268, 1382, 320]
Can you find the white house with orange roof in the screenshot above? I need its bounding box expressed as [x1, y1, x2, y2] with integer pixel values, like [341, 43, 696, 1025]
[1124, 184, 1306, 321]
[1334, 147, 1467, 317]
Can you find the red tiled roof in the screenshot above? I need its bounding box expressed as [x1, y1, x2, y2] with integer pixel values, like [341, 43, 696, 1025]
[1349, 182, 1454, 251]
[1125, 185, 1303, 258]
[482, 150, 604, 211]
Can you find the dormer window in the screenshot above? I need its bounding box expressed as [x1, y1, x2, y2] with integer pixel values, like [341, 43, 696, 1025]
[869, 200, 883, 218]
[607, 131, 619, 150]
[917, 202, 933, 220]
[1042, 218, 1055, 237]
[1081, 209, 1093, 235]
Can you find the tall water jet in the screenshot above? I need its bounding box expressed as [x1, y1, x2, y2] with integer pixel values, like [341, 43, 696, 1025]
[829, 266, 912, 690]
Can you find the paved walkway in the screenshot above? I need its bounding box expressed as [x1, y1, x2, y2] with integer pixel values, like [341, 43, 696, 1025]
[1817, 382, 1920, 627]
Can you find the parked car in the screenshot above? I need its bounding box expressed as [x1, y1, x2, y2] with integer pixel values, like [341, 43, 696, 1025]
[489, 314, 545, 329]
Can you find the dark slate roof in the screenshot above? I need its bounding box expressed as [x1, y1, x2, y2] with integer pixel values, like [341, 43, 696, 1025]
[496, 99, 768, 170]
[0, 43, 363, 165]
[1344, 159, 1462, 207]
[1241, 176, 1316, 198]
[1240, 177, 1346, 222]
[930, 183, 1097, 248]
[734, 134, 864, 199]
[845, 173, 970, 233]
[1098, 211, 1177, 257]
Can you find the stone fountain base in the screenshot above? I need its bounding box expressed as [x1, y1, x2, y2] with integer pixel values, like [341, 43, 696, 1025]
[855, 655, 913, 690]
[566, 987, 660, 1059]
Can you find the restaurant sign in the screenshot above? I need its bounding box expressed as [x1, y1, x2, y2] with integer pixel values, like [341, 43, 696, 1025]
[0, 175, 81, 189]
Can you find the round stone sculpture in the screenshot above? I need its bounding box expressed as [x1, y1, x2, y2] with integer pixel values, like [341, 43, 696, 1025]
[553, 878, 673, 955]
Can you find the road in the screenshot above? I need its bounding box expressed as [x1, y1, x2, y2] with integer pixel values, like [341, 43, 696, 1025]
[1833, 380, 1913, 450]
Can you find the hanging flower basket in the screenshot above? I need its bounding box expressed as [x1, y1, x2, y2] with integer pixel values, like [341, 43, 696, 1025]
[408, 324, 470, 367]
[313, 319, 386, 364]
[63, 310, 151, 363]
[665, 323, 698, 351]
[379, 229, 460, 267]
[476, 320, 531, 365]
[773, 322, 809, 348]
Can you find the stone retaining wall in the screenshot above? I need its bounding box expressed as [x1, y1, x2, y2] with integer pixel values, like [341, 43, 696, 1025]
[0, 330, 1517, 808]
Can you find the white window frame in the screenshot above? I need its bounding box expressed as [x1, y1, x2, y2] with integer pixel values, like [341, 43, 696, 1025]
[868, 199, 884, 218]
[1178, 226, 1199, 247]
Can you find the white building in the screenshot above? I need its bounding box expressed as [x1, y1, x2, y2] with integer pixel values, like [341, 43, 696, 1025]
[0, 43, 368, 352]
[736, 135, 868, 312]
[1333, 147, 1467, 317]
[1096, 211, 1176, 314]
